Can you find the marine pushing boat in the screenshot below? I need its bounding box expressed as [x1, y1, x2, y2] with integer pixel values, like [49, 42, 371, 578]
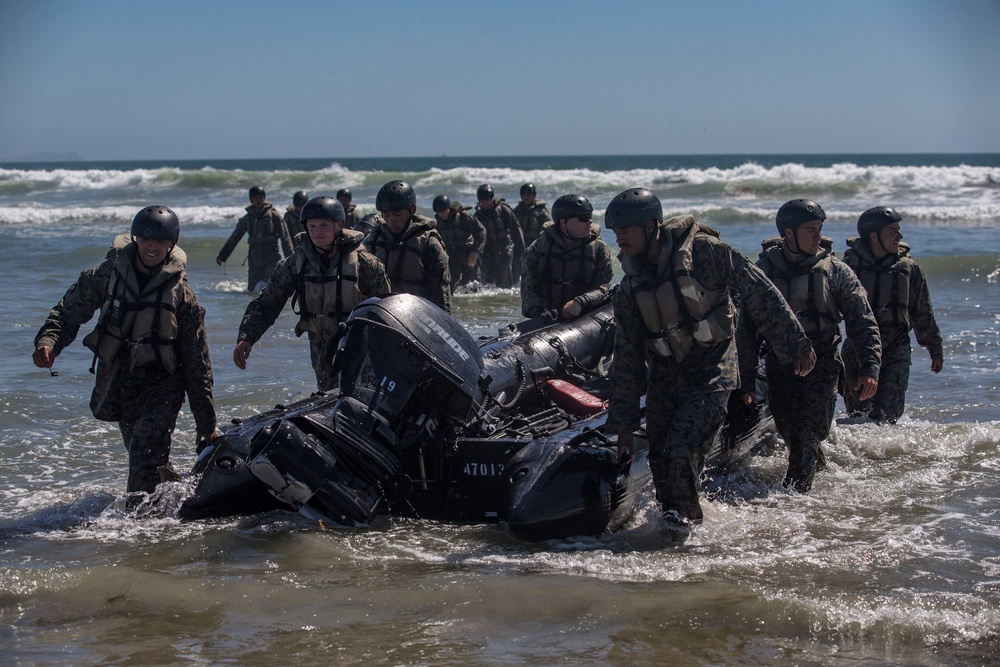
[179, 292, 773, 540]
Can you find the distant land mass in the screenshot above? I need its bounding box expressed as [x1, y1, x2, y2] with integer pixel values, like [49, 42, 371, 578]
[3, 151, 83, 162]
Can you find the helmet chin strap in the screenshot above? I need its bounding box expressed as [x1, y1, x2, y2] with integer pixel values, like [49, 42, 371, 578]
[872, 231, 889, 256]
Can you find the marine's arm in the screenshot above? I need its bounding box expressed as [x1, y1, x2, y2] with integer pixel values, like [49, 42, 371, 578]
[33, 262, 111, 362]
[357, 249, 391, 298]
[423, 234, 452, 314]
[724, 245, 812, 367]
[606, 281, 646, 438]
[519, 241, 548, 318]
[835, 260, 881, 380]
[465, 211, 487, 258]
[909, 262, 944, 369]
[235, 256, 297, 350]
[217, 216, 249, 264]
[505, 207, 525, 255]
[176, 283, 217, 440]
[275, 209, 294, 258]
[569, 240, 614, 315]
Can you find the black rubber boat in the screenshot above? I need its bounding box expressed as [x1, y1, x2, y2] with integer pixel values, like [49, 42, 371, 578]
[179, 292, 773, 540]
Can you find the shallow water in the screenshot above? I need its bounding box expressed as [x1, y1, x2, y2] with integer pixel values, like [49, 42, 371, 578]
[1, 154, 998, 665]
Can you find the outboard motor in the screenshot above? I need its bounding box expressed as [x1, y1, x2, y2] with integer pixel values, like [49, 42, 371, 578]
[244, 294, 486, 525]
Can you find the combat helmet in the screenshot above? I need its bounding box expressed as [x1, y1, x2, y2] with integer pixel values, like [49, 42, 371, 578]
[301, 196, 346, 223]
[131, 205, 180, 244]
[776, 199, 826, 235]
[249, 185, 266, 200]
[604, 188, 662, 230]
[375, 181, 416, 212]
[292, 190, 309, 207]
[857, 206, 902, 238]
[336, 188, 352, 201]
[551, 194, 594, 221]
[476, 184, 495, 201]
[432, 195, 451, 213]
[520, 183, 537, 196]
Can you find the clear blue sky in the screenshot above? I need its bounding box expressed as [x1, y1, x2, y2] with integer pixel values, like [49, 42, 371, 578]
[1, 0, 998, 160]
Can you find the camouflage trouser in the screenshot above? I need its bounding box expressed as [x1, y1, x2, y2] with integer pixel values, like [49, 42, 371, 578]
[116, 369, 185, 494]
[646, 358, 731, 523]
[308, 331, 338, 393]
[481, 246, 514, 288]
[247, 244, 280, 292]
[843, 338, 909, 424]
[450, 255, 480, 290]
[766, 350, 840, 492]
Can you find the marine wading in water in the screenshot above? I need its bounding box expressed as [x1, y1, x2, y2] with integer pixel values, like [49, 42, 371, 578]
[33, 206, 218, 497]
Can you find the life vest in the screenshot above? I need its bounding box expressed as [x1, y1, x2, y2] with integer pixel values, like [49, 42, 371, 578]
[757, 237, 839, 336]
[83, 242, 184, 374]
[622, 216, 735, 362]
[476, 199, 515, 248]
[844, 238, 912, 328]
[246, 204, 278, 245]
[515, 200, 549, 246]
[535, 222, 601, 309]
[367, 216, 440, 299]
[437, 204, 475, 254]
[291, 230, 364, 339]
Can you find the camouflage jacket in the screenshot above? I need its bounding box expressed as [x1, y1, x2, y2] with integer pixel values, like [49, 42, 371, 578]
[34, 241, 216, 433]
[843, 238, 942, 360]
[520, 222, 613, 317]
[737, 238, 882, 386]
[237, 229, 390, 345]
[513, 199, 552, 247]
[607, 220, 812, 435]
[217, 202, 294, 261]
[435, 202, 487, 258]
[475, 199, 525, 256]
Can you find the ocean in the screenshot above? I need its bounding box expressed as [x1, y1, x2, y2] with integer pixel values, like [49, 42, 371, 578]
[1, 154, 998, 666]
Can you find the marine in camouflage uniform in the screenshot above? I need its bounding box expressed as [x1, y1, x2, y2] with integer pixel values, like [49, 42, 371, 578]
[604, 189, 813, 531]
[216, 186, 294, 292]
[520, 194, 613, 319]
[841, 207, 943, 423]
[737, 199, 881, 492]
[474, 184, 525, 289]
[284, 190, 309, 248]
[512, 183, 552, 282]
[234, 196, 390, 392]
[33, 207, 217, 495]
[366, 180, 452, 313]
[433, 195, 487, 290]
[337, 189, 363, 232]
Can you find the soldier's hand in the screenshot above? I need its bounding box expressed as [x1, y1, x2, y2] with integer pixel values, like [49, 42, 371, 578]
[561, 299, 582, 319]
[931, 357, 943, 374]
[32, 345, 55, 369]
[467, 251, 478, 268]
[794, 348, 817, 377]
[855, 375, 878, 401]
[233, 340, 252, 370]
[216, 257, 224, 266]
[617, 432, 636, 464]
[738, 391, 757, 406]
[196, 429, 219, 453]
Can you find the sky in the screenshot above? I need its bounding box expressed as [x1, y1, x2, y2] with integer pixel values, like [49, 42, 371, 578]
[1, 0, 998, 161]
